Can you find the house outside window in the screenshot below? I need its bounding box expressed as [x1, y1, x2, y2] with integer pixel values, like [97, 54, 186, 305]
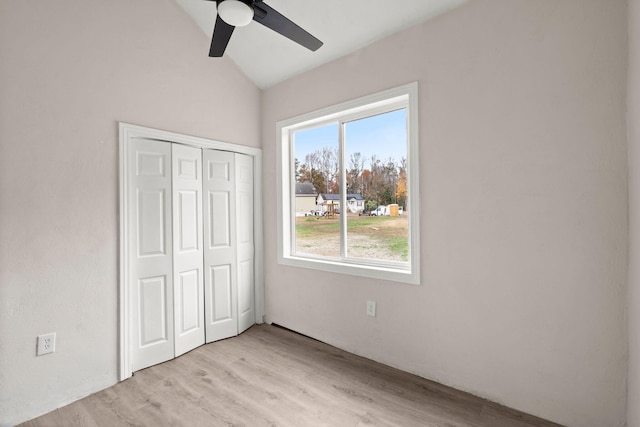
[316, 193, 365, 215]
[277, 83, 420, 284]
[295, 182, 318, 216]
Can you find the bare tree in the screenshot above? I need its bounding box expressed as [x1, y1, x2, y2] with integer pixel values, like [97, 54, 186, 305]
[319, 146, 338, 194]
[347, 152, 367, 195]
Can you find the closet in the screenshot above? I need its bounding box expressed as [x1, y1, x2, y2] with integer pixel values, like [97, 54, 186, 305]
[126, 138, 255, 372]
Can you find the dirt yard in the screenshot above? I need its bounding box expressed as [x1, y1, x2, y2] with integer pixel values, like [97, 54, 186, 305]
[295, 215, 409, 261]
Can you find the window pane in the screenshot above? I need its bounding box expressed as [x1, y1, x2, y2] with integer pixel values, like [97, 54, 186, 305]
[344, 109, 409, 262]
[293, 123, 340, 258]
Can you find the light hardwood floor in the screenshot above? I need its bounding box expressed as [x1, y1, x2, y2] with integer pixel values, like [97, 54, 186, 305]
[20, 324, 562, 427]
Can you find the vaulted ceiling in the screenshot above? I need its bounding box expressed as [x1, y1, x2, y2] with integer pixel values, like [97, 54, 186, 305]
[176, 0, 470, 89]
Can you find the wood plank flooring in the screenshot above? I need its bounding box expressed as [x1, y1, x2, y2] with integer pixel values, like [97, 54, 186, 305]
[20, 324, 563, 427]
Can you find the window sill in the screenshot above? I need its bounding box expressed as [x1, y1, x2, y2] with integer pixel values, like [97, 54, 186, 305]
[278, 254, 420, 285]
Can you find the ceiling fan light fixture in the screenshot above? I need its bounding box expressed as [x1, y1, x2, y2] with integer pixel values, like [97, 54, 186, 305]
[218, 0, 254, 27]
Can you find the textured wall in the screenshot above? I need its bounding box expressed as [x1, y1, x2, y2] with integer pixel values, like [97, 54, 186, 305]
[0, 1, 260, 425]
[261, 1, 628, 426]
[628, 0, 640, 425]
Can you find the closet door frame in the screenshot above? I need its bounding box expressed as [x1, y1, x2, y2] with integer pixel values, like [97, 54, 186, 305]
[118, 122, 264, 381]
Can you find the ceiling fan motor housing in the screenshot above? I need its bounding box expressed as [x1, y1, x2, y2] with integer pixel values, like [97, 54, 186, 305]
[217, 0, 255, 27]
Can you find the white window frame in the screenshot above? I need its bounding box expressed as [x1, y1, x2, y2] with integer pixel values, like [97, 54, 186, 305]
[276, 82, 420, 285]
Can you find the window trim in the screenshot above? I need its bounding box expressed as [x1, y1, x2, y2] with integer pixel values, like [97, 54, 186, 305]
[276, 82, 420, 285]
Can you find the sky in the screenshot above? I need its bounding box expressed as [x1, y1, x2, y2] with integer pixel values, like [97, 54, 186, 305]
[293, 108, 407, 168]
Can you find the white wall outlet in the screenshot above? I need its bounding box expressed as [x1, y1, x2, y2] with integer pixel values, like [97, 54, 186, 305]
[37, 333, 56, 356]
[367, 300, 377, 317]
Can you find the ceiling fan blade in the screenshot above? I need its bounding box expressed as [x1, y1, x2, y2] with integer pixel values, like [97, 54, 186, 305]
[252, 2, 323, 52]
[209, 14, 235, 57]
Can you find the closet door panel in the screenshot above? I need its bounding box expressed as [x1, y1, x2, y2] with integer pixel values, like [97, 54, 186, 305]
[137, 190, 167, 256]
[209, 192, 231, 247]
[236, 153, 255, 334]
[178, 269, 200, 332]
[210, 264, 233, 320]
[129, 139, 175, 371]
[177, 191, 199, 251]
[203, 150, 238, 342]
[172, 144, 205, 357]
[139, 275, 169, 345]
[238, 260, 253, 316]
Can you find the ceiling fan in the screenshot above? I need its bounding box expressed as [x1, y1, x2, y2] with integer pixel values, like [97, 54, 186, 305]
[208, 0, 323, 57]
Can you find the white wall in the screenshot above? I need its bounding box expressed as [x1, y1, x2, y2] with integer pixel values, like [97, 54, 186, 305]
[261, 1, 628, 426]
[628, 0, 640, 425]
[0, 1, 260, 425]
[0, 0, 631, 425]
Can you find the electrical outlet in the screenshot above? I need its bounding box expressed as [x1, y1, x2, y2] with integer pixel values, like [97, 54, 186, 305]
[367, 300, 377, 317]
[37, 333, 56, 356]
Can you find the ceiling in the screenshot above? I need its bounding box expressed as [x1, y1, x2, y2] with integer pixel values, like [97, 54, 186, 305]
[176, 0, 469, 89]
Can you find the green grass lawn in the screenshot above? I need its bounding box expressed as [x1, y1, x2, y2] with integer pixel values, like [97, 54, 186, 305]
[295, 217, 340, 238]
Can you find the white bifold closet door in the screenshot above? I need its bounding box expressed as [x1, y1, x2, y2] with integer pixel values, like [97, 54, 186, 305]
[128, 139, 254, 372]
[203, 150, 254, 343]
[172, 144, 205, 357]
[235, 152, 255, 334]
[129, 139, 175, 371]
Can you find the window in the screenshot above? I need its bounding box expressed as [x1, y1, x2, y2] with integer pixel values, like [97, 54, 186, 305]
[277, 82, 420, 284]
